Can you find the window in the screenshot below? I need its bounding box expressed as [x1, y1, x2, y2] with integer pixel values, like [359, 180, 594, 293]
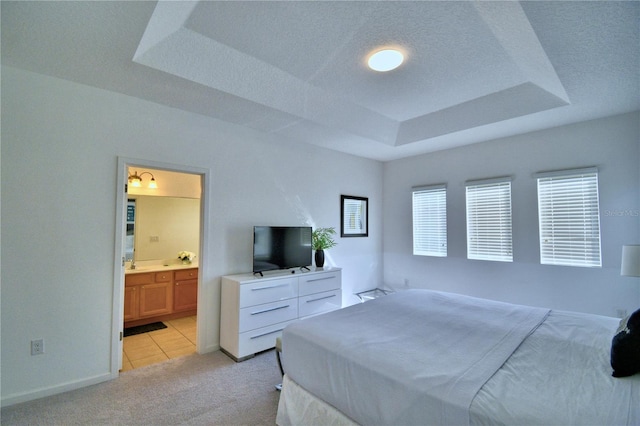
[412, 185, 447, 257]
[466, 178, 513, 262]
[536, 168, 601, 267]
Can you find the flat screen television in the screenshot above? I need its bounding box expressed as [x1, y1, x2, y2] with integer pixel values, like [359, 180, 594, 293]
[253, 226, 312, 274]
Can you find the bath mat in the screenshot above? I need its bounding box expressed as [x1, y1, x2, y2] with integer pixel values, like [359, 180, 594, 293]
[124, 322, 167, 337]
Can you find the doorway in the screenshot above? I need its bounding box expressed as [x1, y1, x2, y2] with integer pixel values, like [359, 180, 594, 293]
[111, 158, 210, 376]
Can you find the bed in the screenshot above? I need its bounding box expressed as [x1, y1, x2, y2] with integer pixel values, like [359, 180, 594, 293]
[276, 289, 640, 425]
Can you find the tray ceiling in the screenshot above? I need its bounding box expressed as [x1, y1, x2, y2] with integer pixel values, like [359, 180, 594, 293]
[2, 1, 638, 161]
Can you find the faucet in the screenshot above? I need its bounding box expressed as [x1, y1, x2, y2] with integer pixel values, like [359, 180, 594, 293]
[130, 249, 136, 270]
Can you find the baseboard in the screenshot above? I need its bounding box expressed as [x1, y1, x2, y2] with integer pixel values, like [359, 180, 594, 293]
[200, 343, 220, 354]
[1, 372, 112, 408]
[2, 346, 221, 407]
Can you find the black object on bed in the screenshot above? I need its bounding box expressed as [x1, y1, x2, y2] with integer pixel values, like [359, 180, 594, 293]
[611, 308, 640, 377]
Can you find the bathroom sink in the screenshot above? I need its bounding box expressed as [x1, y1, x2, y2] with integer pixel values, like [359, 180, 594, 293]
[126, 265, 161, 273]
[126, 263, 196, 273]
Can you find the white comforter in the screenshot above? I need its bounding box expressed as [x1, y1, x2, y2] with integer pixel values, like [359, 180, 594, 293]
[281, 289, 550, 425]
[471, 309, 640, 425]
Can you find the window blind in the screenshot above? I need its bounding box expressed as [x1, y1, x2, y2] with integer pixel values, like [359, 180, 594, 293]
[466, 180, 513, 262]
[537, 169, 601, 267]
[412, 185, 447, 257]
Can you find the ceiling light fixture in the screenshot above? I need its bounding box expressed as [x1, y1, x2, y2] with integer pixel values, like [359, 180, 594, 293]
[367, 49, 404, 72]
[128, 171, 157, 189]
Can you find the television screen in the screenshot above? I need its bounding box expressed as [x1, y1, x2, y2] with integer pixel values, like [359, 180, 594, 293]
[253, 226, 312, 273]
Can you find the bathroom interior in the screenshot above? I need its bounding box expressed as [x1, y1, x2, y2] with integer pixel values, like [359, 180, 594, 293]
[122, 167, 202, 371]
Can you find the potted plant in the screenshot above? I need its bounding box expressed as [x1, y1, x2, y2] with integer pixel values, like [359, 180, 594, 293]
[312, 227, 337, 268]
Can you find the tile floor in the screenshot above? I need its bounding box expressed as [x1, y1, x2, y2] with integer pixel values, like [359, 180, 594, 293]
[121, 316, 197, 371]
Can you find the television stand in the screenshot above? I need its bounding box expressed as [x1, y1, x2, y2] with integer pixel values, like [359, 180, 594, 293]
[220, 267, 342, 361]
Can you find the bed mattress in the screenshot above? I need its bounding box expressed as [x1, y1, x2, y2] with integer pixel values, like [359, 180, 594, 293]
[278, 289, 640, 425]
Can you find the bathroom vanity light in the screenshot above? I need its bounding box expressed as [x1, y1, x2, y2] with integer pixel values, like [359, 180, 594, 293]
[128, 171, 157, 189]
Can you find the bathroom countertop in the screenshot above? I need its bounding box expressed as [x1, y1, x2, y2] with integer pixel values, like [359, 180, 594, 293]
[124, 262, 198, 274]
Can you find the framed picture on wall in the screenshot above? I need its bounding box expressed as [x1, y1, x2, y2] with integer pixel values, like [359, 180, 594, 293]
[341, 195, 368, 237]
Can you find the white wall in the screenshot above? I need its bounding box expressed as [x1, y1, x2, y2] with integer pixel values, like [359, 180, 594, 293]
[0, 67, 383, 405]
[383, 112, 640, 316]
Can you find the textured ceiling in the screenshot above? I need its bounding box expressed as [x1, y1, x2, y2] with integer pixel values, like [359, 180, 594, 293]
[2, 1, 639, 161]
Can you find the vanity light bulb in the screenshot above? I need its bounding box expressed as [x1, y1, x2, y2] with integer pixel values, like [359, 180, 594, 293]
[148, 179, 158, 189]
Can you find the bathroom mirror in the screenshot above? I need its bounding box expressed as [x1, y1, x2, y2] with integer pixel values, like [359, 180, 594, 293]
[127, 195, 200, 262]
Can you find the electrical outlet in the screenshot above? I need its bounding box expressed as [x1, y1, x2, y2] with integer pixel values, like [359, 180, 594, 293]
[149, 236, 159, 242]
[31, 339, 44, 356]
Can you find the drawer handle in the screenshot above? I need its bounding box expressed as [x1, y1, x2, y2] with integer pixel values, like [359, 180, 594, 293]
[306, 276, 335, 283]
[251, 304, 290, 315]
[306, 294, 336, 303]
[250, 328, 284, 340]
[251, 283, 290, 291]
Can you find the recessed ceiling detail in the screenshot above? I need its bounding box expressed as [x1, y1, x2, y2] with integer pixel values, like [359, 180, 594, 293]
[3, 1, 637, 161]
[133, 1, 569, 150]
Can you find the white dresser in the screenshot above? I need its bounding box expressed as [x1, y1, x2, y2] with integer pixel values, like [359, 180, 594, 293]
[220, 268, 342, 361]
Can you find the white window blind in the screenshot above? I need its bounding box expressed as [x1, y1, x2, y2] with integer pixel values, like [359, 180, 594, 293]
[466, 179, 513, 262]
[412, 185, 447, 257]
[537, 168, 601, 268]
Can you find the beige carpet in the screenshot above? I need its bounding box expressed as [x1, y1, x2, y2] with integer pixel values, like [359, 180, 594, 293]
[1, 349, 281, 425]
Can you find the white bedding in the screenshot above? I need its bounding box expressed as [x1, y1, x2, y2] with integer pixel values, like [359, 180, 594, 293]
[277, 289, 640, 426]
[470, 309, 640, 425]
[280, 289, 549, 425]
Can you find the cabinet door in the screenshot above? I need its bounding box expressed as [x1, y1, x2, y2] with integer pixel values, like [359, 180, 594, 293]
[124, 286, 139, 321]
[139, 282, 173, 317]
[174, 279, 198, 312]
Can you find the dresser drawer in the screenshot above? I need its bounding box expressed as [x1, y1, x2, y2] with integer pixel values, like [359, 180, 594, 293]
[299, 271, 341, 296]
[239, 277, 298, 308]
[238, 319, 297, 356]
[154, 271, 172, 283]
[299, 289, 342, 318]
[175, 268, 198, 281]
[239, 298, 298, 332]
[125, 272, 154, 286]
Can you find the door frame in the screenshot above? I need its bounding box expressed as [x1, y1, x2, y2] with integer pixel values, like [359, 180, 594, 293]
[111, 157, 210, 376]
